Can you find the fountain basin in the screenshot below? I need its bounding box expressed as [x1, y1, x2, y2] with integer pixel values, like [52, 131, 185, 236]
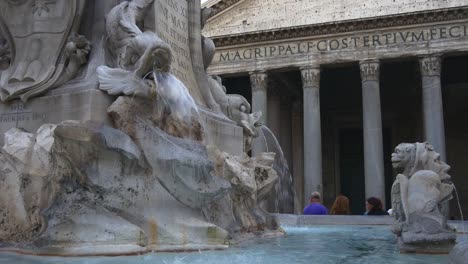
[1, 215, 466, 263]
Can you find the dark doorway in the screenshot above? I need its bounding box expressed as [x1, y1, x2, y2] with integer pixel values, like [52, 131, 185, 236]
[383, 127, 394, 210]
[222, 75, 252, 105]
[442, 55, 468, 220]
[339, 128, 365, 215]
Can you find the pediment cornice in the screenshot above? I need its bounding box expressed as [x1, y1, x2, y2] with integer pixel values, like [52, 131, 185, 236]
[212, 6, 468, 47]
[203, 0, 243, 17]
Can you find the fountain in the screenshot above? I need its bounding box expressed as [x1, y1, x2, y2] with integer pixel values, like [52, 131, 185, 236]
[0, 1, 465, 262]
[0, 0, 282, 256]
[390, 142, 457, 253]
[258, 126, 296, 214]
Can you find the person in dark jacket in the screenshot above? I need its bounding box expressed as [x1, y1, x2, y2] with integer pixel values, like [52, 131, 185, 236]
[365, 197, 389, 215]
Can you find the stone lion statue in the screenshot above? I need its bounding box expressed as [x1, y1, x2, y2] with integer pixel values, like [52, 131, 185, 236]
[390, 142, 456, 252]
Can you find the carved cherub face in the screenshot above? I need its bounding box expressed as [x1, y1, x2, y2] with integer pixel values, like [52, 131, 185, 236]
[391, 143, 415, 170]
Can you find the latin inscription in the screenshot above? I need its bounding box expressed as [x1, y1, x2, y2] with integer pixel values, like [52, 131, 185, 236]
[155, 0, 197, 89]
[218, 25, 468, 62]
[0, 102, 46, 123]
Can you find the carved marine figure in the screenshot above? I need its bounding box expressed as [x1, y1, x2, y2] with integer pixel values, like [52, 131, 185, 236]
[199, 8, 262, 150]
[97, 0, 203, 141]
[201, 7, 216, 72]
[97, 0, 172, 98]
[208, 75, 262, 152]
[390, 142, 456, 246]
[0, 0, 90, 102]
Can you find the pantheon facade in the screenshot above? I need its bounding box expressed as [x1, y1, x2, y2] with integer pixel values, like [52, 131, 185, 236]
[203, 0, 468, 217]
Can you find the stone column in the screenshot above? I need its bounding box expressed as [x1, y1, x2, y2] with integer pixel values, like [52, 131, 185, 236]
[280, 99, 292, 168]
[266, 84, 282, 212]
[250, 71, 268, 155]
[267, 85, 281, 140]
[359, 60, 385, 201]
[291, 101, 304, 213]
[419, 55, 446, 161]
[301, 66, 322, 204]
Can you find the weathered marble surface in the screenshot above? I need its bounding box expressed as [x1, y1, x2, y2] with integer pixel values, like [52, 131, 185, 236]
[0, 90, 113, 146]
[0, 1, 117, 145]
[203, 0, 468, 37]
[390, 142, 456, 253]
[0, 119, 279, 255]
[0, 0, 90, 102]
[208, 75, 261, 152]
[449, 241, 468, 264]
[0, 121, 224, 253]
[0, 0, 281, 255]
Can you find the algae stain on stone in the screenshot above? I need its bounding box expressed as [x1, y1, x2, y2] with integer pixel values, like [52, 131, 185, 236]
[181, 226, 188, 245]
[207, 226, 219, 244]
[137, 230, 147, 247]
[148, 219, 158, 245]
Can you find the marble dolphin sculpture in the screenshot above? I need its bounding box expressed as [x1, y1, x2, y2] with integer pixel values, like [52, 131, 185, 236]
[97, 0, 172, 97]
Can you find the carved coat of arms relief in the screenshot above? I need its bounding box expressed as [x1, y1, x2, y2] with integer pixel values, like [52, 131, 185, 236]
[0, 0, 90, 102]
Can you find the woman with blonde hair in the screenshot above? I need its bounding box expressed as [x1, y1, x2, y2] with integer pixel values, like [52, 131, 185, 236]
[330, 195, 350, 215]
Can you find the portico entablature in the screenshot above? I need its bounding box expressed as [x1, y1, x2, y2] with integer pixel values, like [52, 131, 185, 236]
[206, 15, 468, 75]
[203, 0, 468, 38]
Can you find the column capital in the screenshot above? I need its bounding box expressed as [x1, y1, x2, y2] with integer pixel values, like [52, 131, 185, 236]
[359, 60, 380, 82]
[300, 66, 320, 89]
[249, 71, 268, 92]
[419, 55, 442, 77]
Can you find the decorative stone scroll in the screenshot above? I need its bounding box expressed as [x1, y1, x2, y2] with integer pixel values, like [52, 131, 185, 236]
[419, 55, 442, 76]
[359, 60, 380, 82]
[0, 0, 90, 102]
[249, 71, 268, 92]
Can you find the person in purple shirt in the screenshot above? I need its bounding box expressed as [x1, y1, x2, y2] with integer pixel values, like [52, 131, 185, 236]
[303, 191, 328, 215]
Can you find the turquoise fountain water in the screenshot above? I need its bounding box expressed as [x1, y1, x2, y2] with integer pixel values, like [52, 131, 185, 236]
[1, 225, 457, 264]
